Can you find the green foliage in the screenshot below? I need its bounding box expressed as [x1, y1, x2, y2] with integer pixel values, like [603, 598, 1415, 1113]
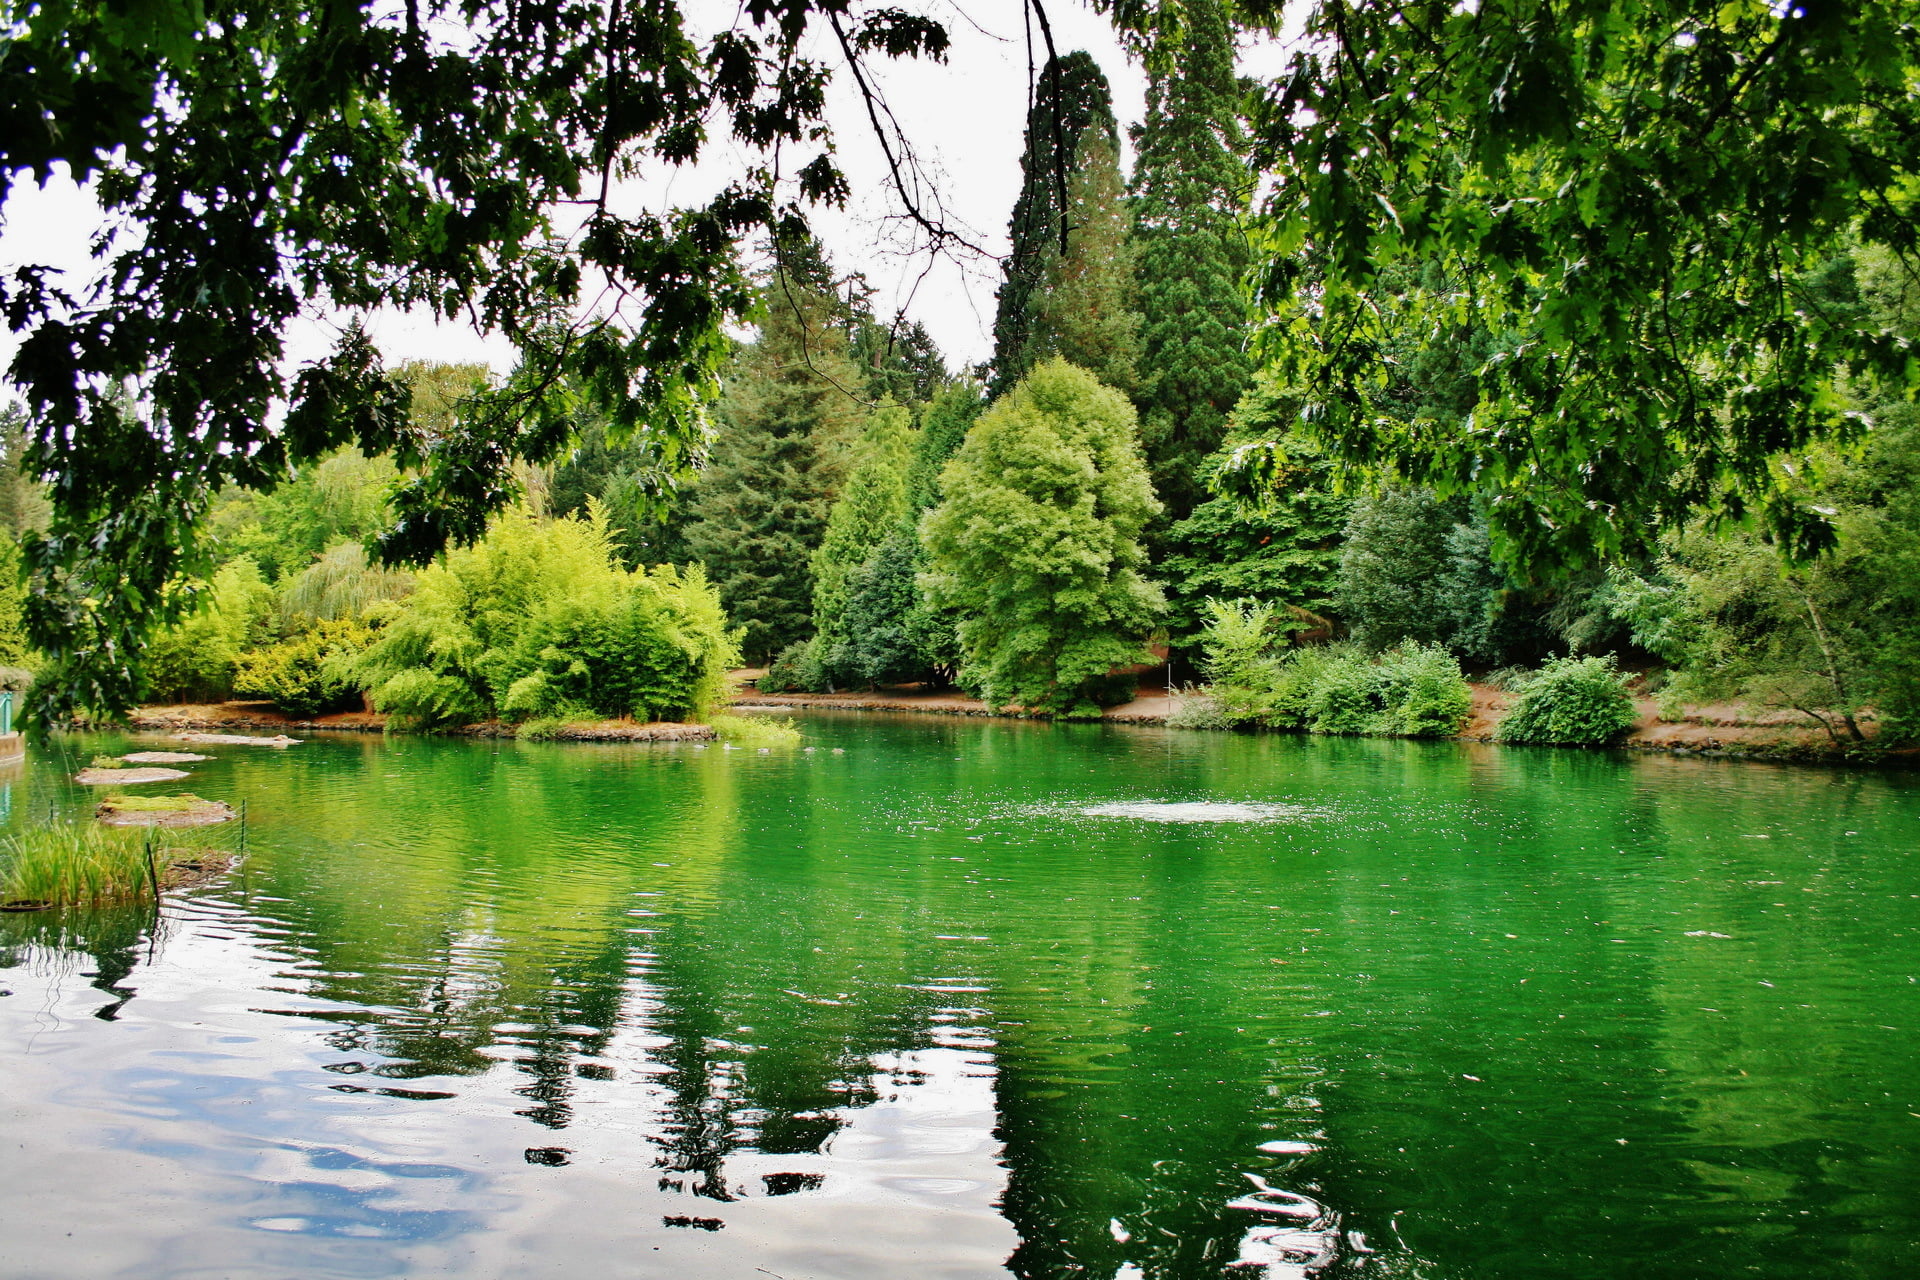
[277, 543, 416, 625]
[852, 317, 947, 404]
[7, 0, 954, 716]
[1131, 0, 1252, 520]
[923, 360, 1164, 717]
[990, 51, 1121, 398]
[1024, 132, 1144, 396]
[906, 384, 984, 513]
[1240, 0, 1920, 568]
[1497, 657, 1640, 747]
[1163, 381, 1353, 642]
[710, 713, 804, 749]
[233, 618, 377, 718]
[206, 445, 412, 581]
[686, 261, 867, 662]
[0, 823, 181, 907]
[347, 509, 736, 728]
[1197, 597, 1471, 738]
[0, 533, 32, 669]
[833, 526, 940, 688]
[759, 640, 830, 695]
[548, 410, 693, 570]
[810, 400, 912, 656]
[143, 557, 275, 703]
[1602, 365, 1920, 746]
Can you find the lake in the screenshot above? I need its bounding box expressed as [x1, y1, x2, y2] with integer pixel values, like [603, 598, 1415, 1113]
[2, 716, 1917, 1278]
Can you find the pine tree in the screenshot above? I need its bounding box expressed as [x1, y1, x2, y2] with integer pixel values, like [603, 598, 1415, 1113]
[684, 253, 865, 663]
[906, 382, 986, 513]
[1131, 0, 1252, 520]
[923, 360, 1164, 716]
[989, 51, 1120, 399]
[810, 399, 914, 660]
[1027, 132, 1143, 396]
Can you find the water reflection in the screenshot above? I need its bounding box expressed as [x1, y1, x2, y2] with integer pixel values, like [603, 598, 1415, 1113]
[1, 723, 1916, 1278]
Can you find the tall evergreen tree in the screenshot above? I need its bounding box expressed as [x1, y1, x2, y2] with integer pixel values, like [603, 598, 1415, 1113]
[989, 51, 1120, 398]
[810, 399, 914, 653]
[906, 383, 986, 513]
[684, 251, 865, 663]
[1131, 0, 1252, 520]
[1027, 132, 1143, 396]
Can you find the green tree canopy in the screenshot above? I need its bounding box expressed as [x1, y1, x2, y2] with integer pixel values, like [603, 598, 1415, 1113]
[989, 50, 1121, 398]
[684, 257, 866, 662]
[1027, 132, 1144, 397]
[1130, 0, 1252, 520]
[2, 0, 949, 716]
[923, 359, 1164, 716]
[1223, 0, 1920, 570]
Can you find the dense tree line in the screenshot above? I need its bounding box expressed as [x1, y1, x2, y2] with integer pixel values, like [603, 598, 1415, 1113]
[3, 1, 1918, 747]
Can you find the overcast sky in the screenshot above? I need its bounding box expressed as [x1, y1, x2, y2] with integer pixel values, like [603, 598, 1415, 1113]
[0, 1, 1282, 389]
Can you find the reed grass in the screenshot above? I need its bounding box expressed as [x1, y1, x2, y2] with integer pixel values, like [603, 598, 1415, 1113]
[0, 823, 168, 908]
[709, 713, 803, 749]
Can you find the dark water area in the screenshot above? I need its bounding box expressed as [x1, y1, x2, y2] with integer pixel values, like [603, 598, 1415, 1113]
[2, 716, 1917, 1279]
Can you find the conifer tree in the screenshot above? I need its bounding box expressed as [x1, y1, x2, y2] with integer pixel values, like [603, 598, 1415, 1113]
[684, 248, 865, 663]
[810, 399, 914, 661]
[990, 52, 1120, 399]
[1027, 132, 1143, 396]
[1131, 0, 1252, 519]
[923, 360, 1164, 716]
[906, 383, 986, 513]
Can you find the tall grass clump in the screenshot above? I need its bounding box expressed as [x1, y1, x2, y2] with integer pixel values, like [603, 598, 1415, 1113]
[1497, 655, 1641, 745]
[1, 824, 164, 907]
[710, 713, 804, 748]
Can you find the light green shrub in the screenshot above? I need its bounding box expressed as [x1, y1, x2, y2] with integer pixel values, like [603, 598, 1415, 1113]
[1377, 643, 1474, 737]
[346, 508, 738, 728]
[710, 713, 803, 748]
[1498, 655, 1641, 745]
[233, 618, 376, 717]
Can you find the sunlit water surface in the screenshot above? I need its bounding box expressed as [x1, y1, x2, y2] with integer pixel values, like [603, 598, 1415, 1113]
[2, 716, 1917, 1279]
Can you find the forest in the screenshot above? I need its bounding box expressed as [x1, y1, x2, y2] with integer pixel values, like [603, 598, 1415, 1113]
[2, 0, 1917, 752]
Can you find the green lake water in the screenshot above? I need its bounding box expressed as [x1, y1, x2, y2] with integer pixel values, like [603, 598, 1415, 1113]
[2, 715, 1917, 1278]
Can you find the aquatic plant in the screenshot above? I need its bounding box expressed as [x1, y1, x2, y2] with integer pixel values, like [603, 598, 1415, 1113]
[1, 824, 169, 907]
[99, 792, 215, 813]
[710, 714, 803, 749]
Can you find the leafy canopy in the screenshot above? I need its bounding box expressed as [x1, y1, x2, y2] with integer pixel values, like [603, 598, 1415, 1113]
[2, 0, 948, 717]
[923, 359, 1164, 717]
[1222, 0, 1920, 570]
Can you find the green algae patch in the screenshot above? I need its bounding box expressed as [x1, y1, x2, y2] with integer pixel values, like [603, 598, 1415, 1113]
[96, 792, 237, 828]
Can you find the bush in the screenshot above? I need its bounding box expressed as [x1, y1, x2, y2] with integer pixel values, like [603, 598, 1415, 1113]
[1498, 655, 1641, 745]
[1308, 650, 1391, 734]
[1377, 643, 1475, 737]
[710, 713, 804, 748]
[233, 618, 376, 717]
[347, 508, 738, 727]
[759, 639, 830, 693]
[1166, 690, 1232, 729]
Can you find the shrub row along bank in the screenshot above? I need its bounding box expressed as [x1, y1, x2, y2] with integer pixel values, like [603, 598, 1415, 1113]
[1185, 599, 1646, 748]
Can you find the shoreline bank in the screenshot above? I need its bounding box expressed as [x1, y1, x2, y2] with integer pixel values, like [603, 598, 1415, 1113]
[113, 689, 1912, 767]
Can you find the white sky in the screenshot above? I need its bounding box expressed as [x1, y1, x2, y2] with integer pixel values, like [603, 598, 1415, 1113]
[0, 1, 1284, 389]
